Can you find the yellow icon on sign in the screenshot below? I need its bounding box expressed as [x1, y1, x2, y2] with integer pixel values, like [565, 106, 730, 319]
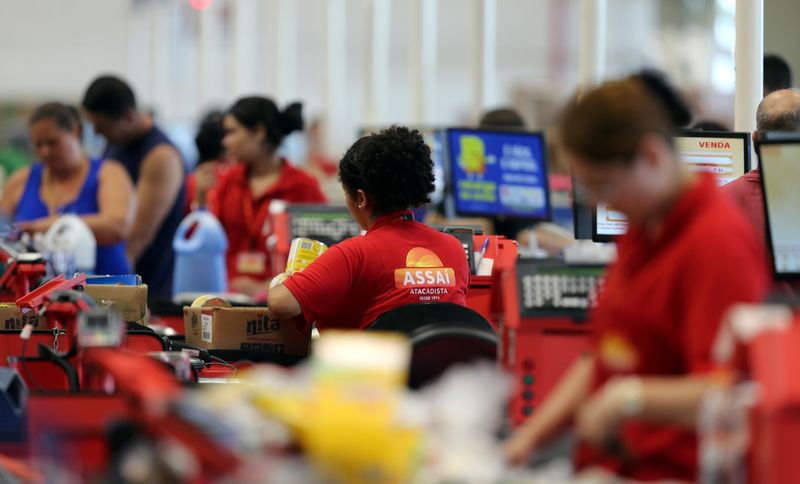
[459, 136, 486, 176]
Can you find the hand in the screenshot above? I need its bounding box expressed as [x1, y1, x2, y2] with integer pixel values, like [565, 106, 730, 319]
[575, 380, 628, 449]
[16, 215, 59, 234]
[502, 426, 539, 467]
[194, 163, 219, 207]
[229, 276, 267, 299]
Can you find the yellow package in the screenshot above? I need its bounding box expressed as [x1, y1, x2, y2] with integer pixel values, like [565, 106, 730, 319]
[285, 237, 328, 274]
[302, 332, 419, 483]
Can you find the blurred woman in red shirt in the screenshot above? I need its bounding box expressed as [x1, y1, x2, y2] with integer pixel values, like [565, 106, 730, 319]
[504, 72, 769, 481]
[210, 97, 325, 298]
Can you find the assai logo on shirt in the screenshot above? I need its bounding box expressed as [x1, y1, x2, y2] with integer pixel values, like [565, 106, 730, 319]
[394, 247, 456, 289]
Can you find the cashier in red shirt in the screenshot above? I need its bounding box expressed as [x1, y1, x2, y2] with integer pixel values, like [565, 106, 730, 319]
[504, 72, 770, 481]
[267, 126, 470, 330]
[210, 97, 325, 297]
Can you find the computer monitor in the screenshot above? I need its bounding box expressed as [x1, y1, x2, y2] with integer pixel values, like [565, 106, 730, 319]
[286, 204, 362, 247]
[357, 125, 446, 206]
[572, 179, 594, 240]
[445, 128, 551, 220]
[592, 131, 752, 242]
[758, 136, 800, 279]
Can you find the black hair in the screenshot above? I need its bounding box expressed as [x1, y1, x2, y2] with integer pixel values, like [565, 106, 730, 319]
[195, 110, 225, 163]
[338, 126, 435, 216]
[227, 97, 303, 151]
[764, 54, 793, 94]
[81, 75, 137, 119]
[633, 69, 693, 128]
[479, 108, 526, 129]
[30, 102, 82, 134]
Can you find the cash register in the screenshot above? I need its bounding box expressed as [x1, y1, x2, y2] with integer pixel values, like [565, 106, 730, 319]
[498, 257, 607, 427]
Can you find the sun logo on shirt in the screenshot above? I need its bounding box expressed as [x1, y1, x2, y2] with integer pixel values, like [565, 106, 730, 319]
[394, 248, 456, 288]
[599, 332, 639, 372]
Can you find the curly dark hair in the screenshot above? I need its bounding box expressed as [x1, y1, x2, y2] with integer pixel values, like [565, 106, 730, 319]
[338, 126, 435, 216]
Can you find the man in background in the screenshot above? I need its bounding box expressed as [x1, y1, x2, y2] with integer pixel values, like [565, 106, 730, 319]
[82, 75, 186, 301]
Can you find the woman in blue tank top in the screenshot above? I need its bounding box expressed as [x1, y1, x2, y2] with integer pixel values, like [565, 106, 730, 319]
[0, 103, 135, 275]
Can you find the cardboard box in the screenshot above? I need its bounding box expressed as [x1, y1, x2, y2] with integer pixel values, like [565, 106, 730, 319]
[0, 304, 39, 330]
[183, 306, 310, 357]
[84, 284, 148, 323]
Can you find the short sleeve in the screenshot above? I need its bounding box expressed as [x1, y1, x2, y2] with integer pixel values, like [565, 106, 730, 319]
[281, 243, 358, 325]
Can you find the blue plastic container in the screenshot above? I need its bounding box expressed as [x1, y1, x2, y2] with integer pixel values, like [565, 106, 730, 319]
[172, 209, 228, 295]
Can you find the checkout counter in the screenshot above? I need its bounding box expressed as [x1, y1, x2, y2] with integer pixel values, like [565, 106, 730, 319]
[0, 196, 615, 481]
[0, 205, 795, 483]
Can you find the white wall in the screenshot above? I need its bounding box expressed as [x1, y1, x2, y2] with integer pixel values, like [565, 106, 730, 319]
[0, 0, 128, 103]
[0, 0, 713, 157]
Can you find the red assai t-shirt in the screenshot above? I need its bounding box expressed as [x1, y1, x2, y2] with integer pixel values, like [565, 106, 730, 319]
[282, 210, 470, 330]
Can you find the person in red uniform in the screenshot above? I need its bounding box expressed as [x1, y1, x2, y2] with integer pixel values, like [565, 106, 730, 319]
[722, 88, 800, 242]
[503, 72, 770, 481]
[210, 97, 326, 298]
[267, 126, 470, 330]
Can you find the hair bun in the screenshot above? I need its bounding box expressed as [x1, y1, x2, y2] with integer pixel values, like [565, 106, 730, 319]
[634, 69, 692, 128]
[280, 102, 304, 135]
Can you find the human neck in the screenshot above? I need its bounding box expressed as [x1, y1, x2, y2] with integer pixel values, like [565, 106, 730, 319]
[363, 214, 379, 230]
[641, 168, 695, 239]
[126, 113, 153, 142]
[250, 152, 282, 177]
[47, 157, 87, 181]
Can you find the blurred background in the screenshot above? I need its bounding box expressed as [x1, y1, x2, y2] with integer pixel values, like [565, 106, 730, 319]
[0, 0, 796, 178]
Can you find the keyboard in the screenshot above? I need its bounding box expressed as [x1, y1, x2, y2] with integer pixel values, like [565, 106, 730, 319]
[516, 258, 606, 317]
[287, 206, 361, 246]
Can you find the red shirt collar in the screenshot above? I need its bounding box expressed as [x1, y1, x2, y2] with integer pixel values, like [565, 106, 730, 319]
[621, 173, 716, 250]
[367, 210, 415, 233]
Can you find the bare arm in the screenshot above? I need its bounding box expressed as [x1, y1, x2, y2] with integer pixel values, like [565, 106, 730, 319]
[575, 374, 717, 449]
[266, 284, 302, 320]
[637, 375, 714, 426]
[127, 145, 184, 262]
[193, 162, 218, 209]
[504, 355, 595, 465]
[0, 167, 30, 218]
[79, 161, 135, 245]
